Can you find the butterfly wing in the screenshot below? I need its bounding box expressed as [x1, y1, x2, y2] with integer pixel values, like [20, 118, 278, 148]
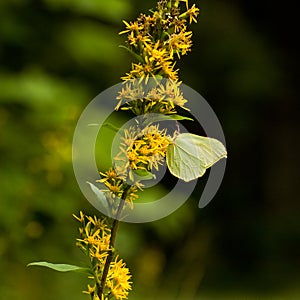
[166, 133, 227, 182]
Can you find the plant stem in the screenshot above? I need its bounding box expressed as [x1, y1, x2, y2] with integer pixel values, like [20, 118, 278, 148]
[98, 186, 129, 297]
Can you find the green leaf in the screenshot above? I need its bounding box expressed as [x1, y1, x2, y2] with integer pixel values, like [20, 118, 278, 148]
[166, 133, 227, 182]
[147, 114, 193, 123]
[27, 262, 89, 273]
[133, 169, 156, 181]
[87, 181, 109, 210]
[119, 45, 144, 63]
[88, 122, 120, 132]
[101, 122, 120, 132]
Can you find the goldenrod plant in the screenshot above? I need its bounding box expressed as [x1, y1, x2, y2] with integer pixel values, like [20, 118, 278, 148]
[28, 1, 227, 299]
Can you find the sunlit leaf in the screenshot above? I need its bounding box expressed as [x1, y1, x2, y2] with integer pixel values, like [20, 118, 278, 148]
[88, 122, 120, 132]
[133, 169, 156, 181]
[166, 133, 227, 182]
[27, 262, 89, 273]
[147, 114, 193, 123]
[87, 181, 109, 210]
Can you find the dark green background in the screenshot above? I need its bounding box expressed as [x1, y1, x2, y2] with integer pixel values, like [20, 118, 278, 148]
[1, 0, 299, 299]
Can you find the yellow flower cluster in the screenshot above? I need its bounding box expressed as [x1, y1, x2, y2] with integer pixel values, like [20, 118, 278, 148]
[74, 212, 132, 300]
[98, 168, 139, 208]
[74, 211, 111, 258]
[119, 0, 199, 81]
[126, 126, 170, 171]
[106, 256, 132, 300]
[116, 0, 198, 116]
[115, 125, 171, 182]
[116, 79, 188, 115]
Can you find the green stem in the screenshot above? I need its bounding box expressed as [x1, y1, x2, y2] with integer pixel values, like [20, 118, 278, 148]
[98, 185, 130, 298]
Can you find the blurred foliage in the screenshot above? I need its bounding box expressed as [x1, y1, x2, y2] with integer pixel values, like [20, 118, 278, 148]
[0, 0, 299, 299]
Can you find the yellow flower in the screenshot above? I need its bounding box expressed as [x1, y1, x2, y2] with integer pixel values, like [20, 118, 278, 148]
[89, 233, 111, 261]
[105, 169, 118, 180]
[119, 0, 199, 85]
[128, 31, 151, 46]
[73, 210, 84, 223]
[188, 4, 200, 24]
[116, 83, 145, 110]
[97, 166, 140, 208]
[119, 20, 143, 35]
[167, 31, 193, 58]
[157, 80, 188, 108]
[126, 185, 139, 208]
[106, 256, 132, 300]
[121, 57, 160, 83]
[83, 284, 96, 295]
[145, 41, 170, 64]
[179, 4, 199, 24]
[116, 125, 171, 179]
[74, 212, 111, 257]
[86, 215, 109, 230]
[172, 18, 187, 33]
[75, 212, 133, 299]
[161, 60, 179, 80]
[98, 168, 125, 198]
[116, 78, 188, 118]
